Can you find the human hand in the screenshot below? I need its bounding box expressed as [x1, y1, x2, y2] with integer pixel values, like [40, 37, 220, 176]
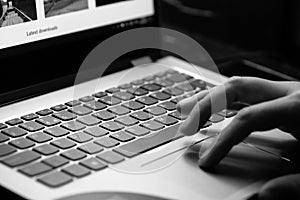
[177, 77, 300, 199]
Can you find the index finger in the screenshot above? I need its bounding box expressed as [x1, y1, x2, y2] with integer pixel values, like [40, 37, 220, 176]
[198, 96, 294, 168]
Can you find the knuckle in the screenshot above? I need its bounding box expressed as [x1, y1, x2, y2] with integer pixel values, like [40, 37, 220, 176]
[227, 76, 243, 86]
[225, 76, 245, 96]
[235, 107, 253, 122]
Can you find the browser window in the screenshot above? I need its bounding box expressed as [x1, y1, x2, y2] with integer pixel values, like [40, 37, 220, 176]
[0, 0, 154, 49]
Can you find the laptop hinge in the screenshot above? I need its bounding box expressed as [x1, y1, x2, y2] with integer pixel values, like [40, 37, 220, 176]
[131, 56, 153, 67]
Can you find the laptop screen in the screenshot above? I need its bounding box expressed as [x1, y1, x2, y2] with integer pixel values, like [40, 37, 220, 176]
[0, 0, 157, 105]
[0, 0, 154, 50]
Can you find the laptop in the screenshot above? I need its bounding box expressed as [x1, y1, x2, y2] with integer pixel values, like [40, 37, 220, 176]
[0, 0, 296, 199]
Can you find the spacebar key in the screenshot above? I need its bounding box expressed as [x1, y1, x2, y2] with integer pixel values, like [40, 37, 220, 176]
[113, 124, 182, 158]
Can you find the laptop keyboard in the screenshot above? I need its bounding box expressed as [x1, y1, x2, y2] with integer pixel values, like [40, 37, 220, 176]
[0, 69, 237, 188]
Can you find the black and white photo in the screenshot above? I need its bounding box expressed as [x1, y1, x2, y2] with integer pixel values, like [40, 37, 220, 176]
[44, 0, 88, 18]
[0, 0, 37, 28]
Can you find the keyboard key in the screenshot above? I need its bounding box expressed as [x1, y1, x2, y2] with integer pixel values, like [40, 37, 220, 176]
[0, 133, 9, 143]
[162, 88, 184, 96]
[141, 83, 161, 91]
[94, 137, 119, 148]
[65, 100, 81, 107]
[27, 132, 52, 143]
[78, 143, 104, 154]
[143, 75, 156, 82]
[218, 109, 238, 118]
[19, 121, 44, 132]
[130, 111, 152, 121]
[19, 162, 52, 177]
[169, 111, 187, 120]
[100, 121, 124, 132]
[43, 155, 69, 168]
[44, 126, 69, 137]
[0, 123, 8, 130]
[77, 115, 101, 126]
[0, 144, 17, 157]
[118, 83, 132, 89]
[166, 73, 190, 83]
[21, 113, 38, 121]
[114, 124, 182, 158]
[144, 106, 166, 116]
[93, 91, 107, 98]
[69, 106, 92, 116]
[115, 116, 138, 126]
[105, 87, 120, 94]
[154, 71, 168, 78]
[126, 87, 148, 96]
[33, 144, 59, 155]
[2, 127, 27, 138]
[2, 150, 41, 167]
[122, 101, 144, 111]
[61, 149, 86, 161]
[79, 96, 94, 102]
[37, 116, 60, 127]
[38, 171, 72, 188]
[150, 92, 171, 101]
[108, 106, 130, 116]
[140, 121, 165, 131]
[203, 121, 212, 128]
[84, 101, 106, 111]
[176, 83, 194, 92]
[209, 114, 225, 123]
[158, 102, 177, 111]
[125, 126, 150, 136]
[153, 78, 174, 87]
[51, 104, 67, 112]
[136, 96, 158, 106]
[96, 151, 124, 164]
[68, 132, 93, 143]
[165, 69, 179, 75]
[51, 138, 76, 149]
[189, 79, 207, 90]
[113, 92, 134, 101]
[171, 96, 185, 104]
[155, 115, 178, 126]
[80, 157, 107, 171]
[36, 109, 53, 116]
[61, 121, 85, 132]
[84, 126, 108, 137]
[110, 131, 135, 142]
[62, 164, 90, 178]
[131, 79, 144, 86]
[99, 96, 121, 106]
[93, 110, 115, 121]
[6, 118, 23, 126]
[9, 138, 35, 149]
[53, 111, 77, 121]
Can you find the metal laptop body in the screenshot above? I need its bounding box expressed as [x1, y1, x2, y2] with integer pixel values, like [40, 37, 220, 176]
[0, 1, 295, 199]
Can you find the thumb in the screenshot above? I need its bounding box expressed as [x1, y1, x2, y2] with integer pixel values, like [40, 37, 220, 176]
[258, 174, 300, 200]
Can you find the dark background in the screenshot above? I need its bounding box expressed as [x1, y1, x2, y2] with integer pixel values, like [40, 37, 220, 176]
[159, 0, 300, 80]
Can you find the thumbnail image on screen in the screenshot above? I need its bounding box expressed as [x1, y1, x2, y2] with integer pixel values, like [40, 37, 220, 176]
[0, 0, 37, 28]
[44, 0, 88, 18]
[95, 0, 130, 7]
